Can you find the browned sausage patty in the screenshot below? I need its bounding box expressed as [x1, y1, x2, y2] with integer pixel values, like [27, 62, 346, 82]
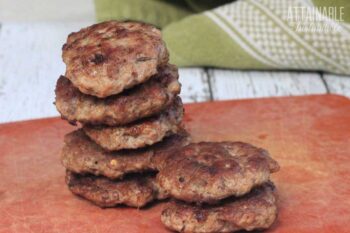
[55, 64, 180, 126]
[62, 21, 169, 98]
[65, 171, 167, 208]
[61, 129, 190, 179]
[161, 182, 277, 233]
[157, 142, 280, 203]
[83, 97, 184, 151]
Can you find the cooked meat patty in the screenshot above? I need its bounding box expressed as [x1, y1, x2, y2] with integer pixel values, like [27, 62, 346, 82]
[161, 182, 278, 233]
[61, 129, 190, 179]
[157, 142, 280, 203]
[55, 64, 180, 126]
[83, 97, 183, 151]
[66, 171, 167, 208]
[62, 21, 169, 98]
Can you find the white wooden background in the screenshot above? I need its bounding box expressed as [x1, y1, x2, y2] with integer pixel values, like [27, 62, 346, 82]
[0, 0, 349, 124]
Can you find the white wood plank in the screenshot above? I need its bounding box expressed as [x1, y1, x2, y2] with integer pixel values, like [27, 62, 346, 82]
[0, 0, 95, 22]
[209, 70, 327, 100]
[2, 22, 349, 124]
[323, 74, 350, 98]
[179, 68, 211, 103]
[0, 22, 93, 123]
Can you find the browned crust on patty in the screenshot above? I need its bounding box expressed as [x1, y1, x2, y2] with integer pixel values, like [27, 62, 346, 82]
[61, 129, 191, 179]
[157, 142, 280, 203]
[161, 182, 278, 233]
[65, 171, 167, 208]
[83, 97, 184, 151]
[62, 21, 169, 97]
[55, 64, 180, 126]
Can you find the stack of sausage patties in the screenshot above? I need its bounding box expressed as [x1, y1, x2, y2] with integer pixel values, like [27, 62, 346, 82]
[55, 21, 190, 208]
[157, 142, 280, 232]
[55, 21, 281, 233]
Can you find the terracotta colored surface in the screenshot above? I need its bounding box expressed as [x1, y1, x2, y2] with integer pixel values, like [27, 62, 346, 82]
[1, 94, 350, 233]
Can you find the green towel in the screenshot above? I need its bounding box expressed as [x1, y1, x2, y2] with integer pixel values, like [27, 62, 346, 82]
[95, 0, 350, 75]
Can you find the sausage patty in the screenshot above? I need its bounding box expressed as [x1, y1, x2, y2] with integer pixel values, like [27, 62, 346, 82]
[66, 171, 167, 208]
[55, 64, 180, 126]
[157, 142, 280, 203]
[161, 182, 278, 233]
[83, 97, 183, 151]
[62, 21, 169, 98]
[61, 129, 190, 179]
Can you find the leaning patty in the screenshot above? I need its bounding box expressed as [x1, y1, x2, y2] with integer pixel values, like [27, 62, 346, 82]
[62, 21, 169, 98]
[55, 64, 180, 126]
[65, 171, 167, 208]
[161, 182, 278, 233]
[83, 97, 183, 151]
[157, 142, 280, 203]
[61, 129, 190, 179]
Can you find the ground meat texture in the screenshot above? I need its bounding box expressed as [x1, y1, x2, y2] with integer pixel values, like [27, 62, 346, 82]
[157, 142, 280, 203]
[61, 129, 191, 179]
[83, 97, 183, 151]
[65, 171, 168, 208]
[62, 21, 169, 98]
[55, 64, 180, 126]
[161, 182, 278, 233]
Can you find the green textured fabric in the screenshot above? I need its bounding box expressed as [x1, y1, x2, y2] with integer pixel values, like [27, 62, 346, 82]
[94, 0, 233, 26]
[95, 0, 350, 75]
[184, 0, 233, 12]
[95, 0, 193, 27]
[163, 13, 267, 68]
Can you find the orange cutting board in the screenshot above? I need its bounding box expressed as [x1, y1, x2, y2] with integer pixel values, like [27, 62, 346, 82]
[1, 94, 350, 233]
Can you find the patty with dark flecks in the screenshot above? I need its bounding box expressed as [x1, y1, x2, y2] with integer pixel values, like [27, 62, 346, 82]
[161, 182, 278, 233]
[65, 171, 168, 208]
[157, 142, 280, 203]
[83, 97, 183, 151]
[55, 64, 180, 126]
[61, 129, 190, 179]
[62, 21, 169, 98]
